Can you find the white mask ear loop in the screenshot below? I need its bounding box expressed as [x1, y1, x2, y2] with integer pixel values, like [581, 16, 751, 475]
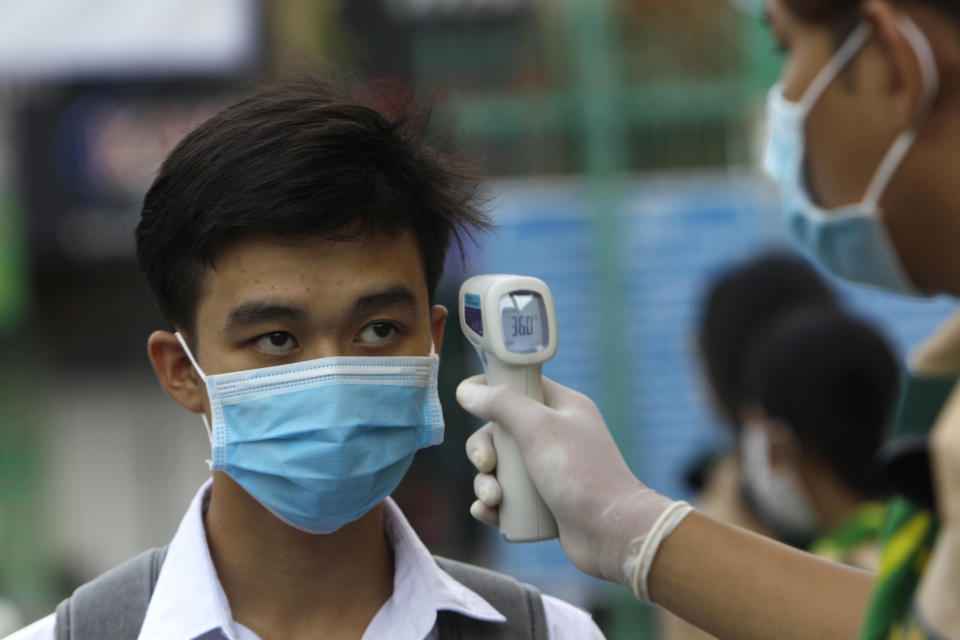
[174, 332, 217, 462]
[798, 23, 873, 112]
[862, 14, 940, 206]
[200, 415, 216, 465]
[174, 332, 208, 382]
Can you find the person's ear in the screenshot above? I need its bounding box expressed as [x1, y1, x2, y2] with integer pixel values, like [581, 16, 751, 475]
[430, 305, 447, 355]
[862, 1, 931, 129]
[765, 419, 802, 471]
[147, 330, 207, 414]
[737, 402, 766, 428]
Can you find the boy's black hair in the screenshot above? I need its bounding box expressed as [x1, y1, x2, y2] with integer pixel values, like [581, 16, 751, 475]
[742, 307, 901, 498]
[697, 250, 838, 426]
[136, 79, 491, 336]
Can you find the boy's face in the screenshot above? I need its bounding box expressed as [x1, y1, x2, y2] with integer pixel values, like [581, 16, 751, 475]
[148, 229, 447, 417]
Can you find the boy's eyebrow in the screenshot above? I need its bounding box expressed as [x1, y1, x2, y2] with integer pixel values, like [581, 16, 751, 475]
[224, 303, 309, 333]
[222, 285, 420, 333]
[350, 284, 420, 319]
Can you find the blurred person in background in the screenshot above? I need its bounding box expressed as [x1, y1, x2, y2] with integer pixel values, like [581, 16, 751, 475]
[458, 0, 960, 638]
[6, 80, 603, 639]
[738, 306, 899, 567]
[663, 267, 898, 640]
[691, 250, 839, 544]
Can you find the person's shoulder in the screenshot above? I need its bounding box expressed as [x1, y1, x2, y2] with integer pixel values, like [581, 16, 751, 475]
[3, 612, 55, 640]
[433, 557, 605, 638]
[540, 593, 606, 639]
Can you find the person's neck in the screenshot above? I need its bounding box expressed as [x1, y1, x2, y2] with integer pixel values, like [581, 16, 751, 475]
[204, 472, 394, 640]
[801, 469, 868, 532]
[888, 105, 960, 295]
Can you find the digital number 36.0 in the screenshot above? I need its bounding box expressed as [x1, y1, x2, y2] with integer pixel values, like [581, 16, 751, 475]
[511, 315, 535, 337]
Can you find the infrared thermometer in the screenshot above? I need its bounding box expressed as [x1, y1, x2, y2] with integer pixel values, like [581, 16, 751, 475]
[459, 275, 559, 542]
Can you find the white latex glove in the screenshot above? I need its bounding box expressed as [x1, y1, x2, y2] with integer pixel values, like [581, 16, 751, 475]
[457, 374, 691, 598]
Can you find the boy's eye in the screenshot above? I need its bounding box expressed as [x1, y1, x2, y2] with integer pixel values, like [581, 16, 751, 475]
[357, 323, 398, 345]
[254, 331, 298, 354]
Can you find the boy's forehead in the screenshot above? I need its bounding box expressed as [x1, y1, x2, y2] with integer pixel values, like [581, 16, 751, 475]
[193, 230, 430, 325]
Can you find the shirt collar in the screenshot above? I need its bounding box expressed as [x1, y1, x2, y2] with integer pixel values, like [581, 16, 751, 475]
[139, 479, 237, 640]
[363, 498, 505, 639]
[138, 480, 505, 640]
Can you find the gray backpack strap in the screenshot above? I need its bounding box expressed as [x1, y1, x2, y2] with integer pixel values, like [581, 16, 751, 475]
[54, 546, 168, 640]
[433, 556, 547, 640]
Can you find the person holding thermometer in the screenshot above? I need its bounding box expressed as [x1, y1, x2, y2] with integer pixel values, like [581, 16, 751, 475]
[459, 1, 960, 638]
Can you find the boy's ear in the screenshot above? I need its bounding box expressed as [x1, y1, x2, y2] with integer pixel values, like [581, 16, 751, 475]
[147, 330, 207, 414]
[430, 305, 448, 355]
[765, 419, 802, 471]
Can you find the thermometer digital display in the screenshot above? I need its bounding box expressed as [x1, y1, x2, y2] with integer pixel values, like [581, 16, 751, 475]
[500, 292, 548, 354]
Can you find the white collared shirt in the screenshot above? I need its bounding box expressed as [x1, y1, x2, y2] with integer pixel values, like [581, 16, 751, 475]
[7, 481, 604, 640]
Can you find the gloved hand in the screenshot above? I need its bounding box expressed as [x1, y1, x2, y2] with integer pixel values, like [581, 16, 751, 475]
[457, 374, 691, 598]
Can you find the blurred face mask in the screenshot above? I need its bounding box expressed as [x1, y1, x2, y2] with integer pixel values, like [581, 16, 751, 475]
[740, 422, 819, 540]
[763, 16, 939, 295]
[176, 333, 444, 534]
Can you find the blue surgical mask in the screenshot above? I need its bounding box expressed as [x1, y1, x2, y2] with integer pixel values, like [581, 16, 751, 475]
[175, 333, 444, 534]
[764, 16, 939, 295]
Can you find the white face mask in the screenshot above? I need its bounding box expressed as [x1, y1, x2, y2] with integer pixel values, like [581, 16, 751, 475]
[763, 16, 939, 295]
[740, 422, 819, 540]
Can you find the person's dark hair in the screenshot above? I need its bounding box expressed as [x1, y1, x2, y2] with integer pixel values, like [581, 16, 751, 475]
[697, 250, 837, 426]
[783, 0, 866, 23]
[783, 0, 960, 40]
[742, 307, 901, 498]
[136, 79, 491, 336]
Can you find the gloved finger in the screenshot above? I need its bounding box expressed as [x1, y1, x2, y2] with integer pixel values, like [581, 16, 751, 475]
[541, 374, 589, 411]
[460, 373, 487, 386]
[473, 472, 502, 508]
[540, 374, 566, 407]
[470, 499, 500, 527]
[456, 378, 554, 446]
[466, 423, 497, 473]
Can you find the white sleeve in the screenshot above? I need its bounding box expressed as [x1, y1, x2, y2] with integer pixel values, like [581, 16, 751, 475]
[541, 594, 606, 640]
[2, 613, 55, 640]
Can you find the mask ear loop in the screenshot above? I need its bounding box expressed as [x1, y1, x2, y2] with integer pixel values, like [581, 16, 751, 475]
[174, 332, 217, 466]
[862, 14, 940, 207]
[174, 332, 208, 382]
[797, 23, 873, 113]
